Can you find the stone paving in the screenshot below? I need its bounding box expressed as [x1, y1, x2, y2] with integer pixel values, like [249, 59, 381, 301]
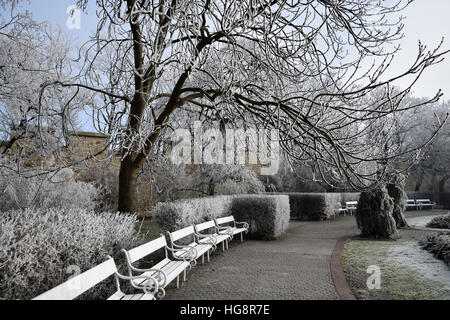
[164, 215, 359, 300]
[163, 209, 447, 300]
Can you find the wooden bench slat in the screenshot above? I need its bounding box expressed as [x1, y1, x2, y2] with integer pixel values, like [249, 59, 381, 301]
[195, 221, 216, 232]
[215, 216, 235, 225]
[170, 226, 196, 242]
[33, 258, 117, 300]
[127, 236, 167, 263]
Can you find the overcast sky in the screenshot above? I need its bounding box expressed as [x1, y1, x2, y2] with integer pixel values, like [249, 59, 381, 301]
[22, 0, 450, 100]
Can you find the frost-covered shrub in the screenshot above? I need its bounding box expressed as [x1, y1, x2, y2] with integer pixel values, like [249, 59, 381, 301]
[152, 196, 233, 232]
[0, 168, 99, 212]
[152, 194, 290, 240]
[230, 195, 290, 240]
[0, 208, 144, 300]
[426, 214, 450, 229]
[355, 187, 398, 239]
[285, 193, 342, 220]
[420, 234, 450, 266]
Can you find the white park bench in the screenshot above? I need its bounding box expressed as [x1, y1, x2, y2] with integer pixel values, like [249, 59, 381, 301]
[405, 199, 419, 210]
[214, 216, 249, 242]
[336, 207, 347, 218]
[345, 201, 358, 215]
[415, 199, 436, 210]
[167, 226, 215, 265]
[33, 257, 158, 300]
[194, 220, 232, 252]
[122, 235, 192, 292]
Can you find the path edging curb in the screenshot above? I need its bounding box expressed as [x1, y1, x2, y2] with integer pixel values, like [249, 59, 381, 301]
[330, 235, 357, 300]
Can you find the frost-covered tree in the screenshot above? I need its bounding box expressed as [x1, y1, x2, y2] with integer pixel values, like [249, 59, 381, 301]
[0, 8, 91, 169]
[11, 0, 450, 212]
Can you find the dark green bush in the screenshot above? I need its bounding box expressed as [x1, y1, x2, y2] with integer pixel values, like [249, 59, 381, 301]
[284, 193, 342, 221]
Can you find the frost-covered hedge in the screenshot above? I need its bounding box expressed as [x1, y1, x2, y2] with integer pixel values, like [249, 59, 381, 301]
[285, 193, 342, 220]
[0, 208, 144, 300]
[152, 196, 233, 232]
[152, 194, 290, 240]
[230, 195, 290, 240]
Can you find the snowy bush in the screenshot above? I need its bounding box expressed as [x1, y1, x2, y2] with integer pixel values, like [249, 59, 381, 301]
[0, 168, 99, 212]
[152, 196, 234, 232]
[0, 208, 144, 300]
[230, 195, 290, 240]
[285, 193, 342, 220]
[426, 214, 450, 229]
[153, 194, 290, 240]
[420, 234, 450, 266]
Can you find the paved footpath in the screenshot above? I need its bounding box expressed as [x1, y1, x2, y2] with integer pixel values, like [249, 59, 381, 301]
[164, 216, 359, 300]
[164, 209, 448, 300]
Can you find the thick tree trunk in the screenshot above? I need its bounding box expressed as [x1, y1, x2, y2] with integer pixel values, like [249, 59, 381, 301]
[387, 173, 409, 228]
[355, 186, 399, 239]
[118, 155, 141, 213]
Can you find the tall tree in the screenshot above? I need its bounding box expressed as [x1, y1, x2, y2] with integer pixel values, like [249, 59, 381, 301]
[26, 0, 450, 212]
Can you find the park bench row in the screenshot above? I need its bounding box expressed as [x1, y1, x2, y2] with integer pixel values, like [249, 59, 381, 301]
[405, 199, 436, 210]
[335, 198, 436, 218]
[33, 215, 249, 301]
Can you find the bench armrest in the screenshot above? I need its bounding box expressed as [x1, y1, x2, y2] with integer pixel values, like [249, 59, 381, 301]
[166, 245, 197, 268]
[216, 226, 234, 240]
[194, 232, 218, 249]
[126, 265, 168, 288]
[115, 271, 165, 298]
[235, 221, 249, 231]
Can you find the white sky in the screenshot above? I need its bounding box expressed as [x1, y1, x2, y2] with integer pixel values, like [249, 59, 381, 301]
[18, 0, 450, 100]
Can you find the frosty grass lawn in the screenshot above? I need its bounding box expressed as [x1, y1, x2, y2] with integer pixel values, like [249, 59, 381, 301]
[342, 237, 450, 300]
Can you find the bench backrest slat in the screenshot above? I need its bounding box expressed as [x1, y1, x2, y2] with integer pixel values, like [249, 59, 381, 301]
[127, 236, 167, 263]
[346, 201, 358, 205]
[33, 258, 117, 300]
[170, 226, 195, 242]
[416, 199, 432, 203]
[215, 216, 235, 225]
[406, 200, 415, 203]
[195, 220, 216, 232]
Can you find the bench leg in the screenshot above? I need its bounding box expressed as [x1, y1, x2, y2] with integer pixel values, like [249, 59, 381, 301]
[176, 275, 180, 288]
[241, 233, 243, 242]
[202, 254, 205, 265]
[183, 269, 187, 282]
[207, 250, 210, 262]
[222, 241, 225, 252]
[226, 239, 229, 250]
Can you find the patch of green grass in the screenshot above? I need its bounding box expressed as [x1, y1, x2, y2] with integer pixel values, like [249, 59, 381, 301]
[342, 238, 450, 300]
[135, 218, 161, 242]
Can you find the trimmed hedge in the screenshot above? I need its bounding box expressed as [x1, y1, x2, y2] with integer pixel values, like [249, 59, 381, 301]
[230, 195, 290, 240]
[152, 194, 290, 240]
[152, 196, 233, 232]
[284, 193, 342, 221]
